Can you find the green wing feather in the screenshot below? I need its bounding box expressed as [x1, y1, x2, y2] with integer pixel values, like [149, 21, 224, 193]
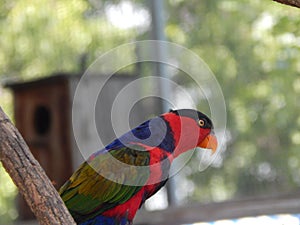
[59, 145, 150, 221]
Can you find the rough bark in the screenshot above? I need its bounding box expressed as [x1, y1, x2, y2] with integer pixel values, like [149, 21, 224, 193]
[0, 106, 75, 225]
[273, 0, 300, 8]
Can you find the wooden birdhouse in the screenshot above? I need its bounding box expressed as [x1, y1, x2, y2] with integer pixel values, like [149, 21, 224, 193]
[5, 72, 161, 221]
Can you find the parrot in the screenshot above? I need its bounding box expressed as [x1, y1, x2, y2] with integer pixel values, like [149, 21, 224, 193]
[59, 109, 217, 225]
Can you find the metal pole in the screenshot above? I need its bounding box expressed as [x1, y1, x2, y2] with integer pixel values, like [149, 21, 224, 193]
[149, 0, 178, 206]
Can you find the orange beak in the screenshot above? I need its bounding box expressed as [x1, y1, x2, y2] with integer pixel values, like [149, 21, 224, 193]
[198, 134, 218, 153]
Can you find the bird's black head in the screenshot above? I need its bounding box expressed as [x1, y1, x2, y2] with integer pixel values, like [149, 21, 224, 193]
[169, 109, 214, 130]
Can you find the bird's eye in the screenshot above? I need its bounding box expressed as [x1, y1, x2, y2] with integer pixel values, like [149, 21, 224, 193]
[198, 119, 205, 127]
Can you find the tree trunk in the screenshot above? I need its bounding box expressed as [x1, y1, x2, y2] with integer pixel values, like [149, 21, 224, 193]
[0, 106, 75, 225]
[273, 0, 300, 8]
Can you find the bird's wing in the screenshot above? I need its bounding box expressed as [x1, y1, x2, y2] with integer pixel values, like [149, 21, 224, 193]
[59, 145, 150, 222]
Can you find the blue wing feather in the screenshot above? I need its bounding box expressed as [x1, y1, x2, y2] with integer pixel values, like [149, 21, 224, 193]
[80, 215, 129, 225]
[104, 117, 175, 153]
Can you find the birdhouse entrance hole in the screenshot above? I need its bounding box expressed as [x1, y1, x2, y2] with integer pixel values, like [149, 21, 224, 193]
[33, 105, 51, 135]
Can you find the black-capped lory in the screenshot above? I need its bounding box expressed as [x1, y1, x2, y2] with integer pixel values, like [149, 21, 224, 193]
[59, 109, 217, 225]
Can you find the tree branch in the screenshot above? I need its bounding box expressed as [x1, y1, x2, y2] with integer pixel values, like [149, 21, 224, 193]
[273, 0, 300, 8]
[0, 106, 75, 225]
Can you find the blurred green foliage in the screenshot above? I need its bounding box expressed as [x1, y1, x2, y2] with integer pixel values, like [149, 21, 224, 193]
[0, 0, 138, 79]
[0, 165, 17, 224]
[166, 0, 300, 203]
[0, 0, 300, 223]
